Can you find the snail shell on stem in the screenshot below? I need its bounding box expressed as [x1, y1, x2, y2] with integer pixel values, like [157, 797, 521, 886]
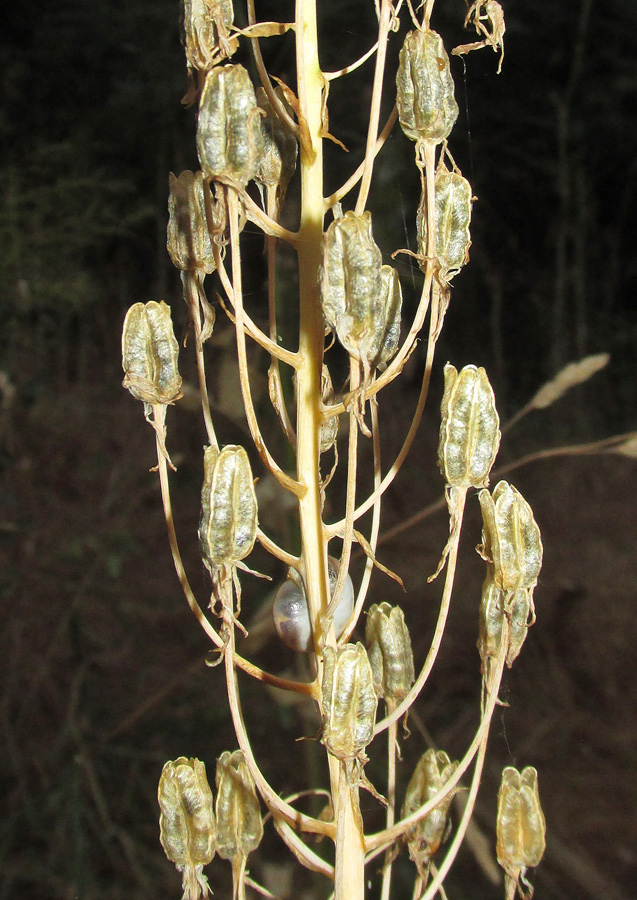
[273, 557, 355, 652]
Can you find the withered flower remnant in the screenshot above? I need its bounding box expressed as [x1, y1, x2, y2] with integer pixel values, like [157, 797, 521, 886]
[182, 0, 235, 73]
[198, 444, 258, 581]
[255, 86, 298, 204]
[402, 749, 458, 875]
[168, 171, 217, 274]
[417, 164, 472, 283]
[122, 301, 183, 407]
[478, 481, 543, 594]
[321, 642, 377, 762]
[365, 602, 415, 704]
[396, 29, 459, 145]
[215, 750, 263, 861]
[197, 64, 264, 186]
[438, 363, 500, 489]
[497, 766, 546, 898]
[158, 757, 216, 900]
[477, 572, 534, 672]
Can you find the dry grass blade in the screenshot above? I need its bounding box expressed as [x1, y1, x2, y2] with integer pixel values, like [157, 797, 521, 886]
[529, 352, 610, 410]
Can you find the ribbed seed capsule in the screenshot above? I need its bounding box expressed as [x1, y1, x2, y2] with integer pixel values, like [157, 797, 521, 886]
[438, 363, 500, 489]
[182, 0, 234, 71]
[497, 766, 546, 896]
[158, 757, 216, 900]
[122, 301, 183, 406]
[320, 212, 402, 377]
[255, 87, 297, 200]
[167, 171, 216, 273]
[321, 643, 377, 761]
[477, 572, 534, 671]
[215, 750, 263, 861]
[272, 557, 354, 652]
[197, 65, 264, 186]
[402, 749, 458, 870]
[478, 481, 543, 594]
[417, 164, 472, 282]
[198, 445, 258, 577]
[396, 29, 459, 145]
[365, 603, 415, 704]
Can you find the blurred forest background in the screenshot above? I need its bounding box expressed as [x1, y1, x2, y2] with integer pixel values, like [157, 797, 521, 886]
[1, 0, 636, 898]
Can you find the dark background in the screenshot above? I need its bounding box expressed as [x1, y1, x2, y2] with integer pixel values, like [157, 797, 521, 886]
[1, 1, 636, 898]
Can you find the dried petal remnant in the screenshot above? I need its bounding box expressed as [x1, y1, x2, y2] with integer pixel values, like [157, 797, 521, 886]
[183, 0, 235, 72]
[198, 444, 258, 578]
[322, 643, 377, 761]
[122, 301, 183, 406]
[365, 603, 415, 704]
[215, 750, 263, 860]
[197, 64, 264, 186]
[402, 749, 458, 876]
[255, 86, 297, 202]
[497, 766, 546, 898]
[396, 29, 459, 145]
[477, 572, 534, 671]
[438, 363, 500, 489]
[168, 171, 216, 273]
[158, 757, 216, 900]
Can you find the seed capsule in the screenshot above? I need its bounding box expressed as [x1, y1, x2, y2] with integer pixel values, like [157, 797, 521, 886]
[122, 301, 183, 406]
[197, 64, 264, 186]
[396, 29, 459, 145]
[321, 643, 377, 761]
[438, 363, 500, 489]
[497, 766, 546, 896]
[320, 212, 402, 378]
[158, 757, 216, 900]
[215, 750, 263, 861]
[182, 0, 234, 72]
[478, 481, 542, 594]
[255, 87, 297, 201]
[365, 603, 415, 704]
[273, 557, 354, 652]
[198, 445, 258, 577]
[167, 171, 216, 273]
[417, 164, 472, 283]
[402, 749, 458, 870]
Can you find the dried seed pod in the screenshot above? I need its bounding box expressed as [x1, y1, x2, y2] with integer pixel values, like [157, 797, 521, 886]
[438, 363, 500, 489]
[365, 603, 415, 704]
[167, 171, 216, 273]
[478, 481, 543, 594]
[215, 750, 263, 861]
[321, 642, 377, 761]
[197, 64, 264, 186]
[402, 749, 458, 871]
[182, 0, 235, 71]
[319, 365, 339, 454]
[122, 301, 183, 406]
[158, 757, 216, 900]
[255, 87, 297, 200]
[198, 445, 258, 577]
[416, 164, 472, 282]
[497, 766, 546, 897]
[320, 212, 402, 378]
[273, 556, 354, 652]
[396, 29, 459, 145]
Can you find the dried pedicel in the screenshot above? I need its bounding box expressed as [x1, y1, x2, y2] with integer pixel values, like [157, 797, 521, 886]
[215, 750, 263, 861]
[197, 64, 264, 186]
[320, 212, 402, 382]
[182, 0, 235, 73]
[198, 445, 258, 583]
[273, 556, 354, 652]
[416, 163, 472, 283]
[365, 603, 415, 704]
[321, 643, 377, 762]
[438, 363, 500, 489]
[158, 757, 216, 900]
[168, 171, 216, 274]
[122, 301, 183, 407]
[396, 29, 459, 145]
[402, 749, 459, 878]
[497, 766, 546, 899]
[478, 481, 543, 594]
